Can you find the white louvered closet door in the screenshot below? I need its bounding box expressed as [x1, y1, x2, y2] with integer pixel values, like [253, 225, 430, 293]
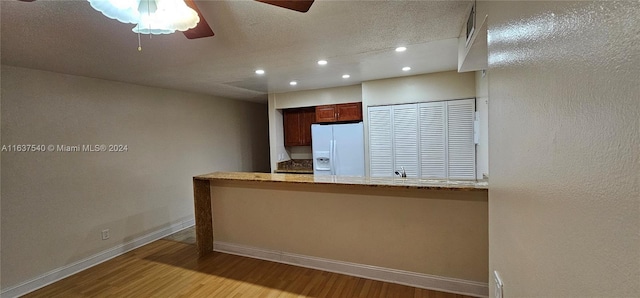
[392, 104, 419, 177]
[419, 102, 447, 178]
[368, 106, 394, 177]
[447, 99, 476, 179]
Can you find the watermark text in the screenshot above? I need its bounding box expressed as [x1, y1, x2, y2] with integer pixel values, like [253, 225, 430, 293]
[1, 144, 129, 152]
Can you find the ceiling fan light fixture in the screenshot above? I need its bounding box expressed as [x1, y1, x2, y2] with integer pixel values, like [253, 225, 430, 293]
[88, 0, 200, 35]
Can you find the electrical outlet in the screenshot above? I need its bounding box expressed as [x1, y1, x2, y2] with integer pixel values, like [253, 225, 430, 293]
[101, 229, 110, 240]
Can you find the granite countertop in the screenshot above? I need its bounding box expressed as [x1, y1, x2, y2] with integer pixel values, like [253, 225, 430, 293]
[194, 172, 488, 191]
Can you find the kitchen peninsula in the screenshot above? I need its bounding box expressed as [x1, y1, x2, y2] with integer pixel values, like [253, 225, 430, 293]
[193, 172, 489, 296]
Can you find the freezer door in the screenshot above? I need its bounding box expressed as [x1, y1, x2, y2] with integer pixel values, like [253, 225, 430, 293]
[311, 124, 333, 175]
[333, 122, 365, 176]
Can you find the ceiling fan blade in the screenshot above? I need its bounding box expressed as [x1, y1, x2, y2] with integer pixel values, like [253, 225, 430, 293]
[256, 0, 314, 13]
[183, 0, 215, 39]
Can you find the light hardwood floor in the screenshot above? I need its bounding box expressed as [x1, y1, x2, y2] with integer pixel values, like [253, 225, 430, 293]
[24, 238, 474, 297]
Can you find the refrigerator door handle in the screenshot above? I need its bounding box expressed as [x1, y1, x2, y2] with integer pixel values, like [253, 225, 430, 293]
[330, 140, 335, 175]
[332, 140, 337, 175]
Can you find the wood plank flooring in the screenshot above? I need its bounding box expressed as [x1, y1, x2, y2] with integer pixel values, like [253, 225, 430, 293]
[23, 239, 474, 298]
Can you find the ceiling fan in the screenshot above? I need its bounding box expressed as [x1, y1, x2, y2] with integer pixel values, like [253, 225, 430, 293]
[184, 0, 315, 39]
[17, 0, 315, 39]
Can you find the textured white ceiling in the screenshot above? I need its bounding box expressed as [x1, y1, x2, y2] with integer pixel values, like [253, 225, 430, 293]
[1, 0, 472, 102]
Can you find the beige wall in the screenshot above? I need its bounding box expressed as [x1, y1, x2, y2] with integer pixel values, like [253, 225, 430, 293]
[475, 71, 489, 179]
[0, 66, 270, 288]
[273, 84, 362, 109]
[361, 71, 477, 176]
[267, 93, 287, 171]
[0, 66, 3, 286]
[485, 1, 639, 297]
[362, 71, 475, 107]
[211, 181, 488, 283]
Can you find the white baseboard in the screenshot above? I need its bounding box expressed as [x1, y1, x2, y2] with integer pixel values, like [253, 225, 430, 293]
[214, 241, 489, 298]
[0, 218, 195, 298]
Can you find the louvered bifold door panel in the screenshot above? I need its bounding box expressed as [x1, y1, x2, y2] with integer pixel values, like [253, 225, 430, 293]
[392, 104, 419, 177]
[419, 102, 447, 178]
[368, 106, 394, 177]
[447, 99, 476, 179]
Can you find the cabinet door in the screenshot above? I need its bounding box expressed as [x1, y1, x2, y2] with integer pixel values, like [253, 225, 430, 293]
[283, 110, 302, 146]
[337, 102, 362, 121]
[368, 106, 394, 177]
[419, 102, 447, 178]
[315, 105, 336, 123]
[300, 108, 316, 145]
[284, 108, 316, 146]
[447, 99, 475, 179]
[392, 104, 419, 177]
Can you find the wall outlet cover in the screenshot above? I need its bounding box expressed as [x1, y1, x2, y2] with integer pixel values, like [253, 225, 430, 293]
[101, 229, 110, 240]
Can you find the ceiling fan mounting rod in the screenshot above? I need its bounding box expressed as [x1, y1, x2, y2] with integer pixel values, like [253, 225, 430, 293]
[138, 0, 158, 15]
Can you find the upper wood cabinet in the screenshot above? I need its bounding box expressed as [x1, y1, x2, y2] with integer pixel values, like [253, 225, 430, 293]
[284, 107, 315, 146]
[315, 105, 337, 123]
[315, 102, 362, 123]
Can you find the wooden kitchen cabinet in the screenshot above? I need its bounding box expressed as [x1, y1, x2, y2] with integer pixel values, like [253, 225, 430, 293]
[284, 107, 315, 146]
[315, 105, 337, 123]
[315, 102, 362, 123]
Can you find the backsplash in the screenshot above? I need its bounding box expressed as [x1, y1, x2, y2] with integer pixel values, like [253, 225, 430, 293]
[277, 159, 313, 171]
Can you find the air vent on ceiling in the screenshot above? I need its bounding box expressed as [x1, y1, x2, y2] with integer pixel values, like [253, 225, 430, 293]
[465, 1, 476, 46]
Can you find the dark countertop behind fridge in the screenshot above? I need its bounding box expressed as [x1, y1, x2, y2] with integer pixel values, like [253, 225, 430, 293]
[274, 159, 313, 174]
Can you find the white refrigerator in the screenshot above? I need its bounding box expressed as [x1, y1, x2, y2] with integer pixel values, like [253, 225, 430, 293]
[311, 122, 365, 176]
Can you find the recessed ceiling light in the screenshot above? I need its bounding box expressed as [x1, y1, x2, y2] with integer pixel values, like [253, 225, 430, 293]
[255, 69, 265, 75]
[317, 60, 328, 65]
[395, 46, 407, 52]
[402, 66, 411, 71]
[342, 74, 350, 79]
[290, 81, 298, 86]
